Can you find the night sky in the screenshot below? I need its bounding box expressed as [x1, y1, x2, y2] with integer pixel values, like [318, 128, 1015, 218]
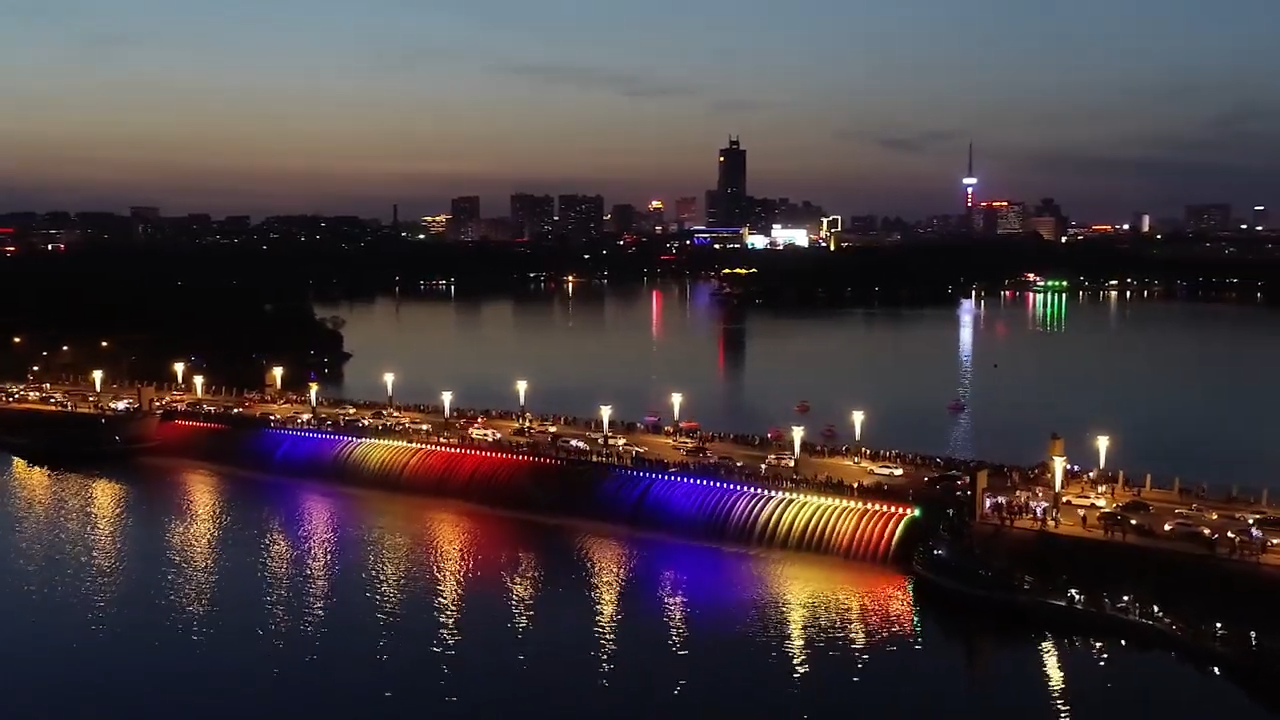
[2, 0, 1277, 220]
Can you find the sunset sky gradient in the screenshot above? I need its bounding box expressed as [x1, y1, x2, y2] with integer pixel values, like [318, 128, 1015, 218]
[2, 0, 1278, 219]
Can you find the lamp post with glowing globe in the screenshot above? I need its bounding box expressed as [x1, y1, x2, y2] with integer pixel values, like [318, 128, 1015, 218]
[671, 393, 683, 425]
[600, 405, 613, 438]
[173, 362, 185, 388]
[91, 369, 104, 394]
[308, 382, 319, 411]
[383, 372, 395, 407]
[193, 375, 204, 399]
[791, 426, 804, 472]
[441, 391, 453, 422]
[271, 366, 284, 396]
[516, 380, 528, 419]
[1051, 455, 1068, 516]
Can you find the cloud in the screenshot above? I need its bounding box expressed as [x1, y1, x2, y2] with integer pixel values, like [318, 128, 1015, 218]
[490, 62, 699, 99]
[488, 61, 763, 116]
[836, 127, 964, 154]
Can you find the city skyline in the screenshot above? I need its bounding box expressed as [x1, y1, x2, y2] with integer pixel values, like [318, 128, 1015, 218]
[2, 0, 1278, 219]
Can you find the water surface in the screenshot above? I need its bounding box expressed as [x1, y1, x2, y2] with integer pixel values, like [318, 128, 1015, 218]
[0, 456, 1268, 718]
[318, 285, 1280, 489]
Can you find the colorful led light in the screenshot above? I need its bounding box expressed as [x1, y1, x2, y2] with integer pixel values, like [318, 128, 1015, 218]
[164, 422, 916, 560]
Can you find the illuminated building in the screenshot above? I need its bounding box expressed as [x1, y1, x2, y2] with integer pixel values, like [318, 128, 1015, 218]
[961, 142, 978, 230]
[1027, 216, 1058, 241]
[690, 226, 747, 247]
[707, 136, 747, 228]
[448, 196, 480, 242]
[647, 200, 666, 232]
[510, 193, 555, 239]
[745, 225, 810, 249]
[557, 194, 605, 239]
[974, 201, 1025, 235]
[422, 214, 449, 236]
[1184, 203, 1231, 233]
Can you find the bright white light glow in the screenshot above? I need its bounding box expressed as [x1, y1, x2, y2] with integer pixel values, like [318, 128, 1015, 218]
[271, 366, 283, 391]
[308, 382, 319, 408]
[193, 374, 204, 399]
[383, 372, 395, 399]
[441, 391, 453, 419]
[1096, 435, 1110, 470]
[91, 369, 104, 393]
[671, 393, 683, 423]
[1052, 455, 1067, 493]
[600, 405, 613, 436]
[791, 426, 804, 459]
[173, 362, 185, 386]
[516, 379, 528, 407]
[851, 410, 865, 443]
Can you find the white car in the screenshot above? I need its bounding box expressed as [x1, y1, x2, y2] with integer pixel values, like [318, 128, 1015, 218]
[1174, 505, 1218, 521]
[618, 442, 646, 453]
[764, 453, 795, 468]
[1163, 519, 1215, 539]
[532, 423, 557, 434]
[1062, 492, 1109, 509]
[335, 405, 358, 416]
[1236, 509, 1268, 523]
[467, 427, 501, 442]
[586, 431, 607, 440]
[599, 435, 627, 447]
[869, 463, 905, 477]
[557, 437, 589, 451]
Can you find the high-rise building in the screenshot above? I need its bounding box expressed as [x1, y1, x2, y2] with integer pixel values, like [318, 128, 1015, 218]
[557, 194, 605, 239]
[510, 193, 555, 239]
[707, 136, 747, 228]
[974, 201, 1025, 235]
[422, 214, 449, 236]
[1184, 203, 1231, 233]
[646, 200, 666, 232]
[448, 196, 481, 241]
[610, 204, 637, 234]
[961, 142, 978, 229]
[675, 196, 698, 227]
[1253, 205, 1269, 230]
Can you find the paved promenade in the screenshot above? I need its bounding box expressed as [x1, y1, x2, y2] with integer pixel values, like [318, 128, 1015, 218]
[1, 381, 925, 503]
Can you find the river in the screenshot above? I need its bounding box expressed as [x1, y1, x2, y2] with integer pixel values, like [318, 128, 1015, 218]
[0, 457, 1269, 718]
[316, 283, 1280, 492]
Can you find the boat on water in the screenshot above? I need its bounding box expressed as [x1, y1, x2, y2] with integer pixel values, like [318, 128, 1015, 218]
[947, 399, 967, 413]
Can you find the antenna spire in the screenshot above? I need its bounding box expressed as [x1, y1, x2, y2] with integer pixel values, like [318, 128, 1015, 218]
[967, 141, 974, 176]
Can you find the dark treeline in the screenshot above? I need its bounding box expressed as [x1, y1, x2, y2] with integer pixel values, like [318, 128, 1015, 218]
[1, 232, 1276, 385]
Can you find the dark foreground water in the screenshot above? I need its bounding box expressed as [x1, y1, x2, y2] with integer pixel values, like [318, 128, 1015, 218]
[0, 457, 1270, 718]
[319, 285, 1280, 489]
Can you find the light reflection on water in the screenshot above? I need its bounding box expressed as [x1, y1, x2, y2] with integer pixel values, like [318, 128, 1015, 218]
[0, 458, 1272, 718]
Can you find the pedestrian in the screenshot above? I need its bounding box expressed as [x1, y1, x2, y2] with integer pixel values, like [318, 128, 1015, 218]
[1078, 508, 1088, 531]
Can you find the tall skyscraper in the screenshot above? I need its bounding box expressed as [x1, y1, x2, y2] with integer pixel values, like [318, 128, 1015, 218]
[557, 194, 605, 239]
[707, 136, 747, 228]
[510, 193, 555, 239]
[961, 142, 978, 229]
[448, 196, 480, 241]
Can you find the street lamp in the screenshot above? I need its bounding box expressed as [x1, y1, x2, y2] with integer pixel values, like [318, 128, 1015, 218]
[600, 405, 613, 436]
[173, 361, 185, 386]
[1096, 435, 1110, 471]
[671, 392, 683, 424]
[1051, 455, 1067, 494]
[516, 379, 528, 416]
[308, 382, 319, 410]
[271, 366, 284, 394]
[91, 369, 104, 393]
[851, 410, 866, 443]
[383, 372, 395, 407]
[441, 391, 453, 420]
[791, 425, 804, 460]
[193, 375, 204, 399]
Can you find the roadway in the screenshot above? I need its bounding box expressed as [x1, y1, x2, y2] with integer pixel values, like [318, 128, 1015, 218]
[1, 381, 925, 489]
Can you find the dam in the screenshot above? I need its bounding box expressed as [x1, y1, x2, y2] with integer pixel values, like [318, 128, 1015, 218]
[152, 420, 919, 563]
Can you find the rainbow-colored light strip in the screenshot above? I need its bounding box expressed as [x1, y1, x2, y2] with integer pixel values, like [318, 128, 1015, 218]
[170, 421, 917, 516]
